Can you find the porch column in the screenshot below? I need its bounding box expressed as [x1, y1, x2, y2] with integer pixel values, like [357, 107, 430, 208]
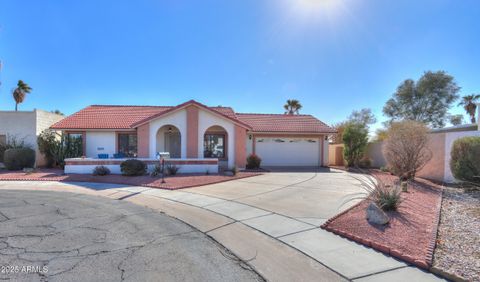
[186, 106, 199, 158]
[137, 123, 150, 158]
[234, 125, 247, 168]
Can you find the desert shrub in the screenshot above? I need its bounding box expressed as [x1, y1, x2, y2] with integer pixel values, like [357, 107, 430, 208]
[166, 163, 180, 175]
[4, 148, 36, 170]
[37, 130, 83, 168]
[231, 165, 238, 176]
[348, 175, 403, 211]
[150, 164, 162, 177]
[92, 165, 110, 176]
[120, 159, 147, 176]
[0, 135, 30, 163]
[450, 136, 480, 184]
[358, 157, 372, 168]
[383, 121, 432, 180]
[246, 154, 261, 169]
[342, 122, 369, 167]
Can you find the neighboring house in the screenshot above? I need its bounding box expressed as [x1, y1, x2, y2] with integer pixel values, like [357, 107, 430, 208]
[50, 100, 335, 170]
[0, 109, 64, 166]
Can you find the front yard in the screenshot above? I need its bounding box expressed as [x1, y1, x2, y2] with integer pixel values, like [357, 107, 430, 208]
[0, 168, 261, 190]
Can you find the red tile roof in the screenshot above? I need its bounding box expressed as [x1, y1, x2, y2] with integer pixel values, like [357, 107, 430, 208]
[51, 105, 172, 129]
[51, 100, 335, 134]
[236, 113, 336, 134]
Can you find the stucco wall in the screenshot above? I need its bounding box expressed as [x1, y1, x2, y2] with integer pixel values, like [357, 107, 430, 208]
[149, 109, 187, 159]
[198, 109, 235, 168]
[0, 110, 63, 166]
[416, 133, 446, 182]
[85, 132, 117, 158]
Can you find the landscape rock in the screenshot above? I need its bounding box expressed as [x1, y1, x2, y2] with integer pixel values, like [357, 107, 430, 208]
[366, 202, 389, 225]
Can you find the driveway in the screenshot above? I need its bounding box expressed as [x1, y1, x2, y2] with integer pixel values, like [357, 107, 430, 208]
[0, 169, 443, 281]
[0, 190, 261, 282]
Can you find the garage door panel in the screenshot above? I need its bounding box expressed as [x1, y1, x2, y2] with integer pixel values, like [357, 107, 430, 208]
[255, 138, 320, 166]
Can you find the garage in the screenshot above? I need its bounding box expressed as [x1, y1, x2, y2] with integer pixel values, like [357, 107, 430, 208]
[254, 137, 321, 166]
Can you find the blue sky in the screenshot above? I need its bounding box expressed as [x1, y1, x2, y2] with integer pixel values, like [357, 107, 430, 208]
[1, 0, 479, 132]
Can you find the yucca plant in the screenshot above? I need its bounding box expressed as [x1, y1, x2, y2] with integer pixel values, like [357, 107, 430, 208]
[343, 173, 403, 211]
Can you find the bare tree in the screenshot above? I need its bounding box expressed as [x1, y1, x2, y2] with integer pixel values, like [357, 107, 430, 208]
[383, 121, 432, 180]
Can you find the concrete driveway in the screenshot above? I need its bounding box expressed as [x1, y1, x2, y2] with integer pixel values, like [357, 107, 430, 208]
[0, 190, 261, 282]
[0, 169, 444, 281]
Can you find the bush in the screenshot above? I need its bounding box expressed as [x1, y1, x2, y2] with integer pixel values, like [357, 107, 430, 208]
[450, 136, 480, 184]
[4, 148, 36, 170]
[349, 175, 402, 211]
[383, 121, 432, 180]
[166, 163, 180, 175]
[358, 157, 372, 168]
[120, 159, 147, 176]
[92, 165, 110, 176]
[371, 182, 403, 211]
[246, 154, 261, 169]
[0, 135, 29, 163]
[380, 166, 389, 172]
[150, 164, 162, 177]
[342, 122, 369, 167]
[37, 130, 83, 168]
[231, 165, 238, 176]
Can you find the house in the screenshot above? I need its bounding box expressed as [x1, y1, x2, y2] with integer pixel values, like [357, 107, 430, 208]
[50, 100, 335, 173]
[0, 109, 64, 166]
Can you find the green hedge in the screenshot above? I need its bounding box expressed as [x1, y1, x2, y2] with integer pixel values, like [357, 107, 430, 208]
[4, 148, 36, 170]
[450, 136, 480, 183]
[120, 159, 147, 176]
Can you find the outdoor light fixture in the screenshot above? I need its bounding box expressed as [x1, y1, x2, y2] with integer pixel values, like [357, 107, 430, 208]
[168, 127, 173, 133]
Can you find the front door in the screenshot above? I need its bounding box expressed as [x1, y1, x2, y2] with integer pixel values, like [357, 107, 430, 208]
[164, 132, 181, 158]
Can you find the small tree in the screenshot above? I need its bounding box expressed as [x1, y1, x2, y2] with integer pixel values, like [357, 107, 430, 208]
[342, 123, 368, 167]
[383, 121, 432, 180]
[284, 99, 302, 115]
[37, 130, 83, 168]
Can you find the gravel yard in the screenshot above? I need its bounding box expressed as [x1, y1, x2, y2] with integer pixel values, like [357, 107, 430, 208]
[433, 187, 480, 281]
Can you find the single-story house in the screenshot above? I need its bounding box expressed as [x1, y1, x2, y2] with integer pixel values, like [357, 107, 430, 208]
[0, 109, 64, 167]
[51, 100, 335, 173]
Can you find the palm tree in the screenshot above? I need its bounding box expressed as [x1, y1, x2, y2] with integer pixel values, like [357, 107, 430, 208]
[12, 80, 32, 111]
[458, 94, 480, 124]
[284, 99, 302, 115]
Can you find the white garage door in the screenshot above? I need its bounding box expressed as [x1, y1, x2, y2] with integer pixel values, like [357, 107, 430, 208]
[255, 137, 320, 166]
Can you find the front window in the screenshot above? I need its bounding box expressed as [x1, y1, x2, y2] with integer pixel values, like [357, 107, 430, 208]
[118, 133, 137, 157]
[204, 134, 225, 158]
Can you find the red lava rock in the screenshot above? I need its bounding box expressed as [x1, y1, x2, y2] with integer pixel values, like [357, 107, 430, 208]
[0, 169, 262, 190]
[323, 171, 443, 267]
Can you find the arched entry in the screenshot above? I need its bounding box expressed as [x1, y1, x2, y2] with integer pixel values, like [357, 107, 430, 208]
[203, 125, 228, 160]
[156, 125, 181, 158]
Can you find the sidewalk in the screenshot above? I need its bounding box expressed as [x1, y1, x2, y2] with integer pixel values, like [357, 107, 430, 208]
[0, 181, 444, 281]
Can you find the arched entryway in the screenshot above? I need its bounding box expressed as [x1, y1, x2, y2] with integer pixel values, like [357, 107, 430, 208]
[156, 125, 181, 158]
[203, 125, 228, 160]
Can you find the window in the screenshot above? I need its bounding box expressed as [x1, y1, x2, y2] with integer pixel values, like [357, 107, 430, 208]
[204, 134, 225, 158]
[118, 133, 137, 157]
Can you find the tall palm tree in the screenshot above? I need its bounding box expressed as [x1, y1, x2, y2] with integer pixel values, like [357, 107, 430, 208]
[284, 99, 302, 115]
[458, 94, 480, 124]
[12, 80, 32, 111]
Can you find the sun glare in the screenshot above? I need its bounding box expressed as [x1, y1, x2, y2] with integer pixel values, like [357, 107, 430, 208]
[287, 0, 344, 22]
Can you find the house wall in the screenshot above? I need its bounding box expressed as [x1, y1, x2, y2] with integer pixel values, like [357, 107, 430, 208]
[415, 133, 446, 182]
[149, 109, 187, 158]
[0, 110, 63, 166]
[198, 109, 236, 168]
[85, 132, 117, 158]
[246, 134, 253, 156]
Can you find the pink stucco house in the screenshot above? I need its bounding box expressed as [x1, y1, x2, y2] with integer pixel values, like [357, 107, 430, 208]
[51, 100, 335, 173]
